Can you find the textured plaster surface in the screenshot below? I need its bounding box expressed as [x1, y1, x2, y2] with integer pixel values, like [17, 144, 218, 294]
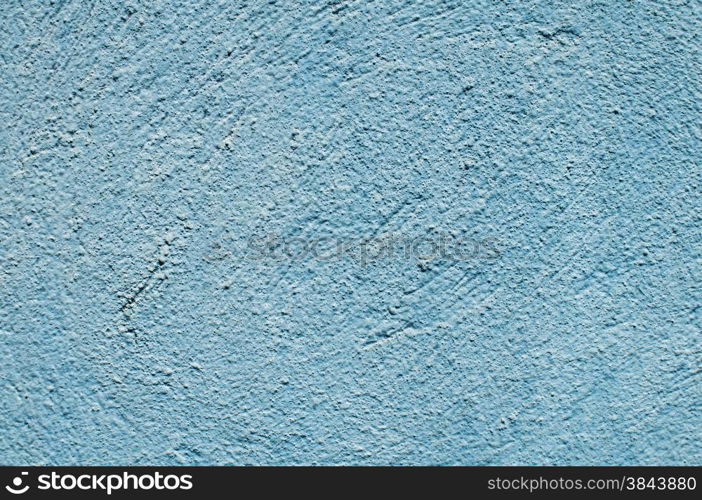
[1, 0, 701, 465]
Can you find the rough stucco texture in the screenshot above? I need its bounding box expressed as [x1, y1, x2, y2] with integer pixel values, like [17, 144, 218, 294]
[1, 0, 701, 466]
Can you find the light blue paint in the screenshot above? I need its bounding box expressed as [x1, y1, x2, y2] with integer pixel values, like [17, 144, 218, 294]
[1, 0, 700, 465]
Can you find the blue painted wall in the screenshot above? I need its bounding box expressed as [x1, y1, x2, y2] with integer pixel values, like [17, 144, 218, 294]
[1, 0, 700, 465]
